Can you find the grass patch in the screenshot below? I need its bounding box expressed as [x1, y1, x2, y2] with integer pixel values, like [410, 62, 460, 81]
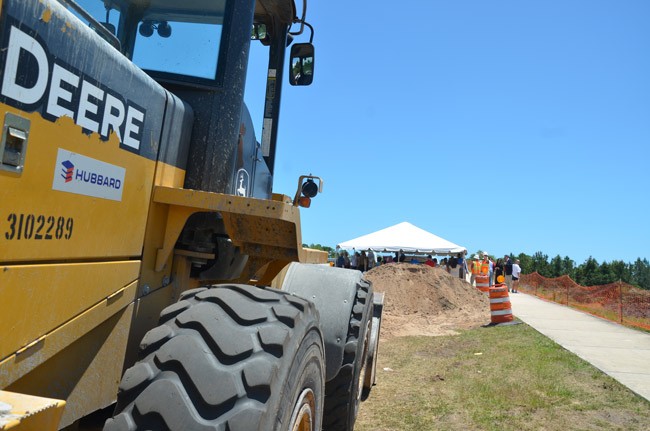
[355, 323, 650, 430]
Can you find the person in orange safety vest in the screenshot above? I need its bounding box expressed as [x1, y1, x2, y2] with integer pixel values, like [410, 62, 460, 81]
[480, 257, 490, 275]
[470, 255, 481, 286]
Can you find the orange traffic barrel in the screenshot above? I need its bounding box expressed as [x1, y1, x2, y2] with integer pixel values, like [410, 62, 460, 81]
[475, 275, 490, 293]
[489, 284, 513, 323]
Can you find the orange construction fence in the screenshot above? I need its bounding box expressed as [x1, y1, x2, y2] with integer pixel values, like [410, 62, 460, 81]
[519, 272, 650, 331]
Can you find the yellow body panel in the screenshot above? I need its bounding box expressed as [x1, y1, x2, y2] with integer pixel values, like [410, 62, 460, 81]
[0, 110, 156, 262]
[4, 302, 135, 429]
[0, 262, 139, 362]
[0, 280, 137, 388]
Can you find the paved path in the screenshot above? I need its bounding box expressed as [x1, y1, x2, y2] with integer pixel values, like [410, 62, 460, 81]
[508, 291, 650, 403]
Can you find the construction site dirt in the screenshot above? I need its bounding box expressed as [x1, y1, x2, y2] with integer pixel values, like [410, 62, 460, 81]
[364, 263, 491, 338]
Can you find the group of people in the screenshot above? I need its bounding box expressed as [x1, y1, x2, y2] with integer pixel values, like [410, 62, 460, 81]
[424, 253, 469, 279]
[334, 249, 522, 293]
[335, 249, 378, 271]
[335, 248, 422, 271]
[469, 252, 522, 293]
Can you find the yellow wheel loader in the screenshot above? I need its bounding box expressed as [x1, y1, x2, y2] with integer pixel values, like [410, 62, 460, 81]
[0, 0, 383, 429]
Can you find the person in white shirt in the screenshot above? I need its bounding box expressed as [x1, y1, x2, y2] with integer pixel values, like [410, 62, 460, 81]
[350, 251, 358, 270]
[367, 249, 375, 269]
[511, 259, 522, 293]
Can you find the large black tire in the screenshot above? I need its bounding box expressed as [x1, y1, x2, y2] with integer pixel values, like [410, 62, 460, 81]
[322, 279, 373, 431]
[104, 284, 325, 431]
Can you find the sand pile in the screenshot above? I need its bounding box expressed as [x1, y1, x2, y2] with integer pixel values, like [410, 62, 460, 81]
[364, 263, 490, 338]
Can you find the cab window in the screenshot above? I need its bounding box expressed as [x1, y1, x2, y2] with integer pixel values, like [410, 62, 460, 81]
[132, 20, 223, 80]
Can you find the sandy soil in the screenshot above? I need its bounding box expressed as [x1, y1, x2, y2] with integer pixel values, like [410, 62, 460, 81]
[364, 263, 491, 338]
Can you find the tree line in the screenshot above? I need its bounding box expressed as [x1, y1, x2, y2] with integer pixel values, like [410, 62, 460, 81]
[504, 252, 650, 291]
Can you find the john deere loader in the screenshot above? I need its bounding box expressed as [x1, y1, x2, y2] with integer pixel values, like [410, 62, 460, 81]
[0, 0, 382, 429]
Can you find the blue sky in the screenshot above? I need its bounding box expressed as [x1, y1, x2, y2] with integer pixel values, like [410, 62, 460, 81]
[245, 0, 649, 265]
[76, 0, 648, 265]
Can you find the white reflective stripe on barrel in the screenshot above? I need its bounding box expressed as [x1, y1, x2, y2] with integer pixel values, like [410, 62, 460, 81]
[491, 309, 512, 316]
[490, 297, 510, 304]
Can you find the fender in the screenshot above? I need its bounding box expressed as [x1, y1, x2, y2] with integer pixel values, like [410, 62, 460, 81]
[280, 262, 362, 381]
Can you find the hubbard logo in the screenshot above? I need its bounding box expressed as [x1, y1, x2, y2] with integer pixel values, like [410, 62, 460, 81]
[61, 161, 74, 183]
[52, 149, 126, 202]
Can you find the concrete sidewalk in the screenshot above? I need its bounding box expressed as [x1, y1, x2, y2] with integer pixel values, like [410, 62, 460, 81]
[508, 291, 650, 403]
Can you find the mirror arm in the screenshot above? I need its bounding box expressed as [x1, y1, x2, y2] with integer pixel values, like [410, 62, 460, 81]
[289, 0, 307, 37]
[303, 21, 314, 43]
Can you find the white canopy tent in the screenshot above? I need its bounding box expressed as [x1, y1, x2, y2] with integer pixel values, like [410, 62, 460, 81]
[337, 222, 466, 256]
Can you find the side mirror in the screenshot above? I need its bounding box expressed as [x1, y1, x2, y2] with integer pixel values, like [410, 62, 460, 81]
[289, 43, 314, 86]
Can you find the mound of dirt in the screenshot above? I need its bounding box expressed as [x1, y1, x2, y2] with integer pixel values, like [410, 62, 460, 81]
[364, 264, 490, 338]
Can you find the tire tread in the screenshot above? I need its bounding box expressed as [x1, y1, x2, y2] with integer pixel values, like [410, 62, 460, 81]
[105, 284, 320, 430]
[322, 279, 373, 431]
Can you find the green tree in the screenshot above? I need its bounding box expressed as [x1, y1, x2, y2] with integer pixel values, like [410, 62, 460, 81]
[575, 256, 599, 286]
[516, 253, 534, 275]
[531, 251, 550, 277]
[596, 261, 614, 285]
[562, 256, 576, 279]
[513, 252, 648, 290]
[608, 260, 630, 283]
[549, 255, 563, 277]
[631, 258, 650, 290]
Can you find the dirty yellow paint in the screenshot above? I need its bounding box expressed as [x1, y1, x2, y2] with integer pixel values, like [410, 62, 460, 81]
[0, 261, 140, 362]
[0, 107, 157, 263]
[60, 21, 72, 34]
[40, 8, 52, 23]
[0, 391, 65, 431]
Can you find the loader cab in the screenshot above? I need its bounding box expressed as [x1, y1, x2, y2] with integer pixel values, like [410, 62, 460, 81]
[68, 0, 315, 281]
[74, 0, 314, 196]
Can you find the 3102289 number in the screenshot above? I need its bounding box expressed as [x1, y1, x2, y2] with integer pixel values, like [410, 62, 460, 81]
[5, 213, 74, 240]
